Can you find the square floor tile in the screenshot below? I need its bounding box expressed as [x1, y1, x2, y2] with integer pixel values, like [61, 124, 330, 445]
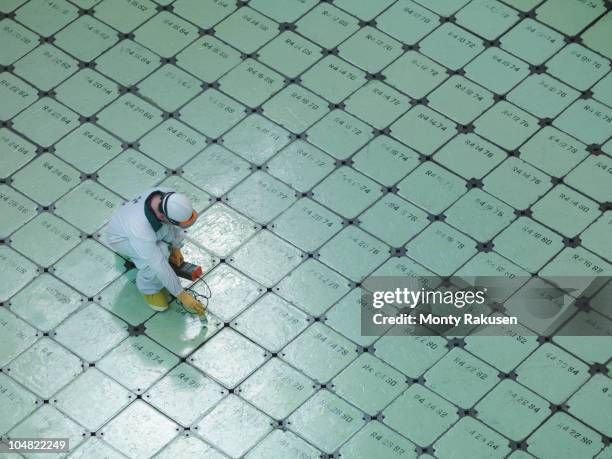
[428, 75, 495, 125]
[424, 348, 498, 408]
[456, 0, 519, 40]
[15, 0, 78, 37]
[276, 259, 350, 316]
[581, 212, 612, 263]
[145, 363, 226, 427]
[176, 35, 242, 83]
[97, 335, 178, 394]
[0, 246, 38, 302]
[296, 3, 359, 49]
[0, 308, 38, 368]
[95, 39, 161, 87]
[190, 328, 267, 388]
[567, 374, 611, 437]
[100, 400, 179, 458]
[234, 293, 309, 352]
[527, 412, 603, 459]
[377, 0, 439, 45]
[391, 105, 457, 155]
[519, 126, 588, 178]
[8, 273, 83, 332]
[301, 56, 367, 104]
[249, 0, 317, 22]
[54, 303, 128, 362]
[565, 155, 612, 203]
[8, 405, 86, 453]
[340, 420, 418, 459]
[397, 161, 466, 214]
[494, 217, 564, 273]
[179, 89, 246, 139]
[53, 367, 132, 431]
[554, 98, 612, 146]
[419, 23, 484, 71]
[53, 15, 118, 62]
[55, 180, 123, 234]
[133, 11, 198, 58]
[287, 390, 366, 454]
[144, 301, 223, 357]
[475, 379, 550, 440]
[536, 0, 606, 36]
[172, 0, 236, 29]
[10, 212, 80, 267]
[267, 140, 335, 192]
[507, 73, 579, 119]
[500, 18, 564, 65]
[338, 26, 403, 74]
[271, 198, 343, 252]
[383, 50, 449, 99]
[11, 153, 80, 206]
[138, 119, 206, 170]
[94, 0, 156, 33]
[201, 264, 263, 322]
[435, 133, 506, 180]
[7, 337, 82, 399]
[307, 110, 374, 160]
[226, 171, 296, 224]
[97, 271, 156, 326]
[334, 0, 395, 20]
[312, 166, 383, 219]
[0, 128, 36, 179]
[54, 123, 123, 174]
[246, 429, 321, 459]
[182, 145, 251, 197]
[434, 416, 510, 458]
[344, 81, 412, 129]
[223, 114, 291, 165]
[0, 72, 37, 121]
[325, 289, 381, 347]
[97, 94, 163, 143]
[580, 9, 612, 60]
[53, 239, 124, 297]
[258, 31, 321, 78]
[475, 101, 539, 151]
[0, 19, 38, 66]
[281, 323, 358, 383]
[0, 372, 37, 435]
[67, 437, 128, 459]
[592, 68, 612, 107]
[97, 150, 166, 198]
[332, 353, 408, 415]
[532, 184, 600, 238]
[15, 43, 78, 91]
[483, 157, 551, 209]
[218, 59, 284, 108]
[196, 394, 273, 459]
[12, 97, 79, 147]
[159, 176, 212, 214]
[262, 84, 329, 134]
[138, 65, 201, 113]
[414, 0, 470, 15]
[383, 383, 458, 447]
[188, 203, 256, 258]
[319, 226, 390, 282]
[352, 135, 420, 186]
[464, 47, 530, 95]
[516, 343, 590, 404]
[54, 69, 120, 117]
[239, 358, 315, 420]
[445, 189, 515, 242]
[228, 230, 302, 287]
[214, 6, 278, 54]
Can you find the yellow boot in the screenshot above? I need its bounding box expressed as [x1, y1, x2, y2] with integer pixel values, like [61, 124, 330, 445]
[143, 290, 169, 311]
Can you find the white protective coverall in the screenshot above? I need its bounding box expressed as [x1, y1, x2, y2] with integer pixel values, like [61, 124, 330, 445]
[105, 187, 185, 296]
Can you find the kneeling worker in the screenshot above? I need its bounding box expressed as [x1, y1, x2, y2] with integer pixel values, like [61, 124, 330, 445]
[106, 187, 205, 315]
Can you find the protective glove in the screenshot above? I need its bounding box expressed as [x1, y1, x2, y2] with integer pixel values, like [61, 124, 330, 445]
[169, 247, 184, 268]
[177, 290, 206, 316]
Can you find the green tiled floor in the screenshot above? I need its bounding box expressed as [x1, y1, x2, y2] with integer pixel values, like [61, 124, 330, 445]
[0, 0, 611, 458]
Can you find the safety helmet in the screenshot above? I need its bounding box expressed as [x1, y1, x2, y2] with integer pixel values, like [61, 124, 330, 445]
[159, 192, 197, 228]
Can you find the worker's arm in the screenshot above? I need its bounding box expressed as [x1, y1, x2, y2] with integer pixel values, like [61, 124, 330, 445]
[132, 238, 183, 296]
[167, 225, 186, 249]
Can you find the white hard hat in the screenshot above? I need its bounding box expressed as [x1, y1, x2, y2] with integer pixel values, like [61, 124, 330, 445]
[161, 192, 197, 227]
